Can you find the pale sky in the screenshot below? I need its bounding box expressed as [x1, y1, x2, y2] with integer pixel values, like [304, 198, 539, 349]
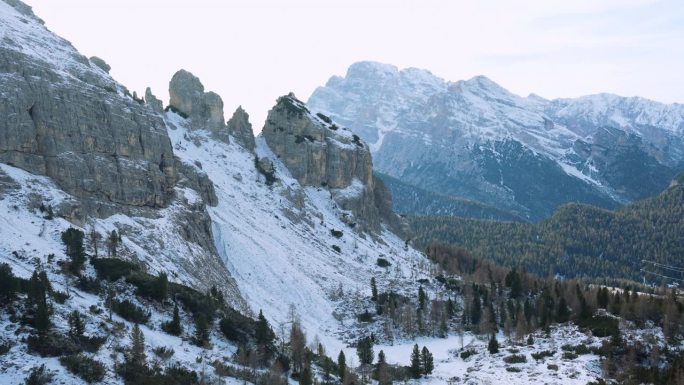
[27, 0, 684, 131]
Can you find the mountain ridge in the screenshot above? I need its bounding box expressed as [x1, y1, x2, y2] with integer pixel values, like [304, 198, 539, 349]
[308, 61, 684, 220]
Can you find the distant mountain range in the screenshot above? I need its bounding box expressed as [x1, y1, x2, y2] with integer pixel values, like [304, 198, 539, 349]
[309, 62, 684, 221]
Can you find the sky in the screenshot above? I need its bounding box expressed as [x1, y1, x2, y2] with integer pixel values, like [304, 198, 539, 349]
[27, 0, 684, 131]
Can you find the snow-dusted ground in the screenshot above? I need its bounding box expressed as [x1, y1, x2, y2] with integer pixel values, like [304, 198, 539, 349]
[0, 164, 245, 384]
[165, 112, 431, 352]
[342, 325, 603, 385]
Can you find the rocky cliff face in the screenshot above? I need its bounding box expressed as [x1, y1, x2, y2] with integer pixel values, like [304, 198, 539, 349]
[263, 94, 403, 233]
[226, 106, 255, 151]
[0, 0, 244, 308]
[168, 69, 227, 139]
[309, 61, 684, 221]
[0, 1, 176, 215]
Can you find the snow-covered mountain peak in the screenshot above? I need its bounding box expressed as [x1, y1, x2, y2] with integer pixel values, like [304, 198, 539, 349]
[309, 61, 684, 220]
[345, 60, 399, 79]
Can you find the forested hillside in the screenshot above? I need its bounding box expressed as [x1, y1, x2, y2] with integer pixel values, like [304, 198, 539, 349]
[409, 174, 684, 284]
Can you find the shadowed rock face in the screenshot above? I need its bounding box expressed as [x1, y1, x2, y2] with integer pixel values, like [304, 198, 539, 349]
[168, 69, 226, 137]
[0, 2, 176, 214]
[227, 106, 255, 151]
[263, 94, 404, 235]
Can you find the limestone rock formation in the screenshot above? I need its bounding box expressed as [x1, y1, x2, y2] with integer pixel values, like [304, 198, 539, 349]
[168, 69, 227, 138]
[0, 0, 243, 307]
[145, 87, 164, 114]
[227, 106, 256, 151]
[0, 3, 176, 214]
[263, 94, 403, 234]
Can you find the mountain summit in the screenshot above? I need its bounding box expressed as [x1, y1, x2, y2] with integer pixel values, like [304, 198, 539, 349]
[308, 61, 684, 220]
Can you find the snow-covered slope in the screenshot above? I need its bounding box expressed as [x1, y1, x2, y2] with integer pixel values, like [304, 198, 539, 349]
[309, 61, 684, 220]
[164, 111, 429, 350]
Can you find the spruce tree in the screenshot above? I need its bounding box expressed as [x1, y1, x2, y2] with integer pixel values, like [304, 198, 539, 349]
[337, 350, 346, 380]
[193, 314, 210, 347]
[162, 303, 182, 336]
[34, 296, 50, 333]
[377, 350, 392, 385]
[68, 310, 85, 339]
[488, 334, 499, 354]
[107, 230, 120, 257]
[151, 272, 168, 301]
[255, 310, 275, 346]
[418, 286, 426, 311]
[0, 263, 17, 304]
[128, 323, 146, 368]
[371, 277, 378, 302]
[377, 350, 386, 366]
[61, 228, 85, 273]
[88, 227, 101, 258]
[471, 294, 482, 327]
[410, 344, 421, 378]
[255, 309, 275, 364]
[421, 346, 434, 375]
[356, 336, 374, 365]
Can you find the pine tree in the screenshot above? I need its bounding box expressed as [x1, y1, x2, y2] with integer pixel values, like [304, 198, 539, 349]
[446, 297, 455, 319]
[193, 314, 210, 347]
[34, 295, 50, 333]
[377, 350, 386, 366]
[488, 334, 499, 354]
[526, 335, 534, 345]
[421, 346, 434, 375]
[162, 303, 182, 336]
[88, 227, 102, 258]
[376, 350, 392, 385]
[128, 323, 146, 368]
[151, 272, 168, 301]
[356, 336, 374, 365]
[255, 309, 275, 364]
[299, 366, 313, 385]
[61, 228, 85, 273]
[371, 277, 378, 302]
[27, 270, 50, 332]
[556, 297, 570, 323]
[418, 286, 426, 311]
[255, 310, 275, 345]
[337, 350, 346, 381]
[68, 310, 85, 339]
[410, 344, 421, 379]
[107, 230, 120, 257]
[0, 263, 17, 304]
[471, 294, 482, 327]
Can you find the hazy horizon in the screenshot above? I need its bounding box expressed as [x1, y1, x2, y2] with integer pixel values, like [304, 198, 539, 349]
[27, 0, 684, 131]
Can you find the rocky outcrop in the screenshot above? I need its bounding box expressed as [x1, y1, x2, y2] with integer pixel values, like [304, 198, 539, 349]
[168, 70, 227, 138]
[145, 87, 164, 114]
[89, 56, 111, 73]
[227, 106, 255, 151]
[0, 1, 176, 215]
[0, 0, 245, 309]
[263, 94, 402, 234]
